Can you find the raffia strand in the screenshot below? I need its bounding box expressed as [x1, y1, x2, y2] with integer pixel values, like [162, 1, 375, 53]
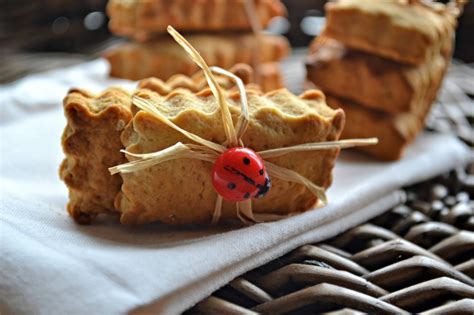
[167, 26, 238, 147]
[265, 161, 328, 205]
[133, 96, 226, 153]
[210, 66, 250, 140]
[108, 142, 218, 175]
[258, 138, 378, 159]
[213, 195, 223, 225]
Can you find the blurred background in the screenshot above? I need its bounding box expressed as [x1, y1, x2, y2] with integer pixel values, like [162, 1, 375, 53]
[1, 0, 473, 83]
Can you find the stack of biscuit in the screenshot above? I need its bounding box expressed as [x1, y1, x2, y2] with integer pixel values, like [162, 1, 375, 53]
[105, 0, 291, 92]
[306, 0, 461, 160]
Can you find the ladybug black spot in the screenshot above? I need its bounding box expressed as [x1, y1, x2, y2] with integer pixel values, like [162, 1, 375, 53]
[259, 169, 264, 176]
[227, 182, 236, 190]
[244, 192, 250, 199]
[243, 157, 250, 165]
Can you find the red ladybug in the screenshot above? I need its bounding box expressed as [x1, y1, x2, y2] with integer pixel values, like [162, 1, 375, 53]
[212, 147, 271, 202]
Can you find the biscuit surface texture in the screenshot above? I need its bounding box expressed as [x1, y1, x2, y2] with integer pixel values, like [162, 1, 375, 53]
[306, 37, 445, 114]
[324, 53, 447, 161]
[323, 0, 457, 65]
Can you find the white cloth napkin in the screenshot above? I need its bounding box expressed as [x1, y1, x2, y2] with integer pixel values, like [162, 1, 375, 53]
[0, 60, 471, 315]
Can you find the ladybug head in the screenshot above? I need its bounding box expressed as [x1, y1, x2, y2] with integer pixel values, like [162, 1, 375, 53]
[254, 176, 271, 199]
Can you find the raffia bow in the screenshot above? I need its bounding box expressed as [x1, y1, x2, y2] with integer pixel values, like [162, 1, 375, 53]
[109, 26, 377, 225]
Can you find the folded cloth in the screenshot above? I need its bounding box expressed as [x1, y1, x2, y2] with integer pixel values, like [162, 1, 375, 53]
[0, 61, 471, 315]
[0, 60, 134, 125]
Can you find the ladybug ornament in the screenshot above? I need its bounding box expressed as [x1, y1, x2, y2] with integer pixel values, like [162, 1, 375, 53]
[212, 147, 271, 202]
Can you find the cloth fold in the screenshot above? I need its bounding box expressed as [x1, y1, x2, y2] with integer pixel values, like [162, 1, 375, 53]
[0, 60, 471, 315]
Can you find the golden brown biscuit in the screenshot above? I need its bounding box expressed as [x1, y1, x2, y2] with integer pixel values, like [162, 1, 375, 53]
[306, 37, 446, 113]
[137, 63, 255, 96]
[323, 0, 457, 65]
[138, 62, 284, 95]
[104, 33, 290, 82]
[107, 0, 287, 41]
[256, 62, 285, 93]
[324, 54, 447, 161]
[60, 66, 284, 224]
[116, 88, 345, 225]
[326, 96, 424, 161]
[59, 88, 132, 224]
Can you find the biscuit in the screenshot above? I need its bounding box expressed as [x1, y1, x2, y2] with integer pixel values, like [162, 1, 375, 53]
[137, 63, 255, 96]
[116, 88, 345, 225]
[256, 62, 285, 93]
[60, 66, 285, 224]
[138, 62, 283, 95]
[306, 37, 447, 113]
[324, 53, 447, 161]
[107, 0, 286, 41]
[323, 0, 457, 65]
[105, 33, 290, 83]
[59, 88, 132, 224]
[326, 96, 423, 161]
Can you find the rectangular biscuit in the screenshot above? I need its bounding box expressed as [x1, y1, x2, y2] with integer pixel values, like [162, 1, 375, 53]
[105, 33, 290, 82]
[60, 88, 132, 224]
[107, 0, 286, 42]
[116, 88, 345, 225]
[324, 54, 448, 161]
[306, 37, 447, 113]
[326, 96, 424, 161]
[141, 62, 286, 94]
[323, 0, 457, 65]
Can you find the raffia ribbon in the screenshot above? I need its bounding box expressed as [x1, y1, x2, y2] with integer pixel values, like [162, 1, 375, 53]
[109, 26, 378, 225]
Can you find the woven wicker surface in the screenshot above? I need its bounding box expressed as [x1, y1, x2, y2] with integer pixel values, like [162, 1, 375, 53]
[186, 54, 474, 314]
[187, 164, 474, 314]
